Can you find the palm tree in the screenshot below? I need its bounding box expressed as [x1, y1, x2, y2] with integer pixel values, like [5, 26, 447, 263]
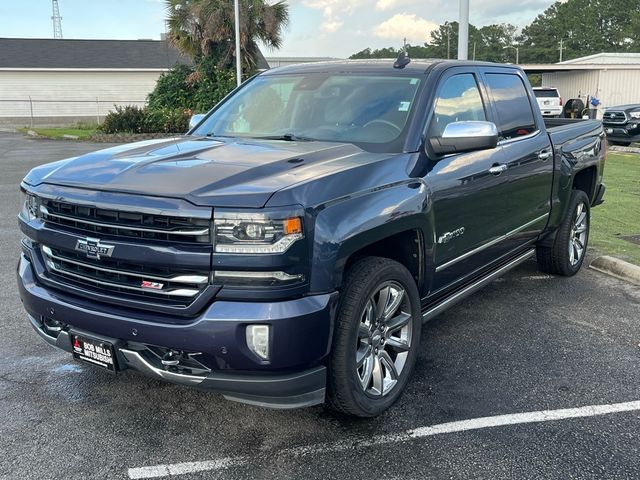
[165, 0, 288, 71]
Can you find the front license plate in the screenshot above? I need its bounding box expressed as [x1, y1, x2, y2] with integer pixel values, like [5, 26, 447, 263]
[71, 334, 117, 372]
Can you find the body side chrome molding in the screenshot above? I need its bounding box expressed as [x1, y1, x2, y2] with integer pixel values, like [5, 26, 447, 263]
[424, 249, 535, 322]
[435, 213, 548, 273]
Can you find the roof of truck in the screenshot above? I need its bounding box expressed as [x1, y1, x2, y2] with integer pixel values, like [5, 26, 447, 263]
[263, 58, 521, 75]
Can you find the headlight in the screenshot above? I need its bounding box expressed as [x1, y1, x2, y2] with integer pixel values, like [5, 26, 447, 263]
[214, 210, 304, 254]
[19, 190, 39, 221]
[629, 111, 640, 119]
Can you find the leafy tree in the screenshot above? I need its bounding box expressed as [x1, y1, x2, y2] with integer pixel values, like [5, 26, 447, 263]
[518, 0, 640, 63]
[165, 0, 288, 71]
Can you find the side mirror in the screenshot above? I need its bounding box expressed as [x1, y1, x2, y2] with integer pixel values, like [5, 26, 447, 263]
[188, 113, 206, 131]
[430, 121, 499, 155]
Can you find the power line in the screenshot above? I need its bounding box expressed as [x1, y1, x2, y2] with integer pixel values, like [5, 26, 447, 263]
[52, 0, 63, 39]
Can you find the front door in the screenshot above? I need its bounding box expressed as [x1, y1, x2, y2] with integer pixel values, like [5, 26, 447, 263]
[426, 71, 513, 293]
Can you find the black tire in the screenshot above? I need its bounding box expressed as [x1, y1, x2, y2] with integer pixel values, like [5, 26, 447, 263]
[536, 190, 590, 276]
[327, 257, 421, 417]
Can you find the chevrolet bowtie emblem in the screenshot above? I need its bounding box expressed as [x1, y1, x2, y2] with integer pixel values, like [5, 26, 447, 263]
[75, 237, 115, 260]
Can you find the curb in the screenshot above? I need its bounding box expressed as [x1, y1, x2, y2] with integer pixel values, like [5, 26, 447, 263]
[589, 256, 640, 286]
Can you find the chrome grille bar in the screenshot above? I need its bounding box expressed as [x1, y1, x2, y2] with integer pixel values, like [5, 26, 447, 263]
[41, 246, 208, 284]
[40, 206, 210, 236]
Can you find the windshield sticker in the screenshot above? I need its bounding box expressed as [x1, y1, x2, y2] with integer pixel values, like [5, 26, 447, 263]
[399, 101, 411, 112]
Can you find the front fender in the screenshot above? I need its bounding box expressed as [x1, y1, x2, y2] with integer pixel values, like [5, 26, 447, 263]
[309, 180, 433, 293]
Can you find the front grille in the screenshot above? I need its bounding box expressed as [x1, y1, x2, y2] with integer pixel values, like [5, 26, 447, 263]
[41, 245, 209, 306]
[40, 199, 211, 244]
[603, 111, 628, 125]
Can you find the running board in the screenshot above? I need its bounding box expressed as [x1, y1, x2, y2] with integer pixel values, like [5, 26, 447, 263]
[422, 249, 536, 322]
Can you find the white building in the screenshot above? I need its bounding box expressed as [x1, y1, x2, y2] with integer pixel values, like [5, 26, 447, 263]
[0, 38, 197, 127]
[522, 53, 640, 117]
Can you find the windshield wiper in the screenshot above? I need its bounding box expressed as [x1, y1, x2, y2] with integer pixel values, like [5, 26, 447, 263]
[252, 133, 316, 142]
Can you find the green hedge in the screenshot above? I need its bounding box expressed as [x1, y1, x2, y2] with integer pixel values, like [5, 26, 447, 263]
[100, 106, 192, 134]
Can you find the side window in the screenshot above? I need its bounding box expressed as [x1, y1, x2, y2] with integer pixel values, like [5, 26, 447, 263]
[429, 74, 486, 137]
[485, 73, 537, 140]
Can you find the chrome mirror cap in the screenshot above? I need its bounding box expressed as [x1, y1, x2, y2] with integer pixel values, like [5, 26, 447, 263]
[431, 120, 499, 155]
[188, 113, 206, 131]
[442, 120, 498, 139]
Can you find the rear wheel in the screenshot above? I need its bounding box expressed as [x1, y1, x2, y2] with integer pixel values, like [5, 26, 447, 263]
[327, 257, 421, 417]
[537, 190, 590, 276]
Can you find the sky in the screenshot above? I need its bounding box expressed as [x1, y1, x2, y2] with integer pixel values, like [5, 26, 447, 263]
[0, 0, 556, 58]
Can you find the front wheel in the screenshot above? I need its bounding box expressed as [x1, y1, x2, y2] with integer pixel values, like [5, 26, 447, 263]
[537, 190, 590, 276]
[327, 257, 421, 417]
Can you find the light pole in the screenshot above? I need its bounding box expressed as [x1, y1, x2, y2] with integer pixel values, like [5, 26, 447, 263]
[234, 0, 242, 87]
[458, 0, 469, 60]
[503, 45, 519, 64]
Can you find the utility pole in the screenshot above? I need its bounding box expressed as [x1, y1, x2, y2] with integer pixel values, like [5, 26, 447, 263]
[458, 0, 469, 60]
[472, 42, 476, 60]
[446, 24, 451, 59]
[234, 0, 242, 87]
[559, 38, 564, 63]
[51, 0, 63, 39]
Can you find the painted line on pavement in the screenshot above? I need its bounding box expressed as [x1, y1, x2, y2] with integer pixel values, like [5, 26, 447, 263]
[128, 399, 640, 479]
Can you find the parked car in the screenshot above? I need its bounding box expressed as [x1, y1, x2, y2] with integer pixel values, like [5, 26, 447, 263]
[18, 59, 606, 417]
[602, 104, 640, 146]
[533, 87, 563, 117]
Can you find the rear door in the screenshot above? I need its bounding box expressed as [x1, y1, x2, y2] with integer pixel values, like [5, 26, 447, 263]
[482, 70, 553, 249]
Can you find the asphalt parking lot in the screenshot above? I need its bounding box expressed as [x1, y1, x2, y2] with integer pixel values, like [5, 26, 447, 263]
[1, 131, 639, 480]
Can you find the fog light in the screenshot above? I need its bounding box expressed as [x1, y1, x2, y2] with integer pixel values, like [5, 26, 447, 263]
[246, 324, 270, 361]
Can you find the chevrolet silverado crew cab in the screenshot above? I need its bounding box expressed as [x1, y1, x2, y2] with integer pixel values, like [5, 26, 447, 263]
[18, 59, 606, 417]
[602, 104, 640, 146]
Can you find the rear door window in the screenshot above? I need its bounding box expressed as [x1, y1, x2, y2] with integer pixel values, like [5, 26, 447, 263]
[485, 73, 537, 140]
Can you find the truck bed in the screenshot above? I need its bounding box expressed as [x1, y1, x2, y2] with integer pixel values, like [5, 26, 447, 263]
[544, 118, 603, 149]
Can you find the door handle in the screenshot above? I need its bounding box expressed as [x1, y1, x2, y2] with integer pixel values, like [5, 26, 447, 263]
[538, 150, 552, 161]
[488, 164, 508, 175]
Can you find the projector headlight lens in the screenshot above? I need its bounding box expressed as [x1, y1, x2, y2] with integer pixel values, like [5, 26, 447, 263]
[214, 210, 303, 254]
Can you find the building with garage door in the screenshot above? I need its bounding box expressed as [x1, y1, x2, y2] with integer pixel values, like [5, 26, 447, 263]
[522, 53, 640, 118]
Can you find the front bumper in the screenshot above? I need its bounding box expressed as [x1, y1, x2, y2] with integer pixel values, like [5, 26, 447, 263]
[604, 124, 640, 143]
[18, 252, 337, 408]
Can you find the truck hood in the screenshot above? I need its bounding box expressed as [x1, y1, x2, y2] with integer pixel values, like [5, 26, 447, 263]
[24, 136, 369, 208]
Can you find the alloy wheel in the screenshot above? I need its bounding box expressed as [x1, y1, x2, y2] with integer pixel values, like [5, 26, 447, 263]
[355, 281, 413, 397]
[569, 201, 588, 266]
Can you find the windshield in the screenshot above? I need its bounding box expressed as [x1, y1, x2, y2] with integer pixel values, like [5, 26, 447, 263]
[192, 72, 423, 152]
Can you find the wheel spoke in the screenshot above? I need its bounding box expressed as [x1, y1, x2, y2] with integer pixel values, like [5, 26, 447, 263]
[371, 355, 384, 395]
[379, 351, 399, 381]
[385, 336, 410, 352]
[575, 224, 587, 234]
[375, 286, 391, 320]
[385, 312, 411, 335]
[574, 237, 585, 250]
[356, 344, 371, 368]
[383, 288, 404, 320]
[575, 211, 587, 227]
[569, 240, 575, 264]
[358, 323, 371, 340]
[359, 355, 374, 390]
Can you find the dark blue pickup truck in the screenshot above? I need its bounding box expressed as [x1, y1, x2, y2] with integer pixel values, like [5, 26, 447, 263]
[18, 59, 606, 417]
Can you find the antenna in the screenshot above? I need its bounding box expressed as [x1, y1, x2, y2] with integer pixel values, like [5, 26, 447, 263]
[52, 0, 63, 39]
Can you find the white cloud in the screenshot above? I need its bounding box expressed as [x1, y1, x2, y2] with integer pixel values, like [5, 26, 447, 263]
[374, 13, 438, 43]
[375, 0, 418, 12]
[321, 20, 344, 33]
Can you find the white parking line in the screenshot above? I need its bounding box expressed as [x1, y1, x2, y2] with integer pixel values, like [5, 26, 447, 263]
[128, 399, 640, 479]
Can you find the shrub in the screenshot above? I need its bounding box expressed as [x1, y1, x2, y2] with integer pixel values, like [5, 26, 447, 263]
[99, 105, 192, 135]
[147, 64, 197, 111]
[100, 105, 146, 134]
[143, 107, 192, 134]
